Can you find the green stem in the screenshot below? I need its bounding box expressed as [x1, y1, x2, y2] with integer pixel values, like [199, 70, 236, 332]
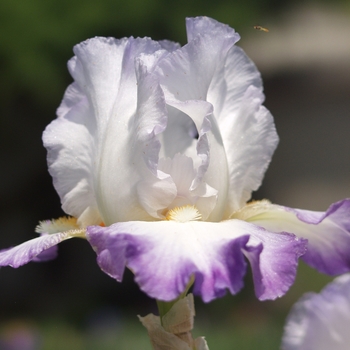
[156, 276, 194, 323]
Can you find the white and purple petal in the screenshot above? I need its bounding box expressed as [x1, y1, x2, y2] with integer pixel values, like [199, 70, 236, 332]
[0, 232, 80, 268]
[86, 220, 306, 302]
[244, 199, 350, 275]
[245, 228, 307, 300]
[282, 274, 350, 350]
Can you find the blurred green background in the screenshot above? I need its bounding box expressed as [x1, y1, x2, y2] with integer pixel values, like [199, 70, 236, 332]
[1, 0, 350, 349]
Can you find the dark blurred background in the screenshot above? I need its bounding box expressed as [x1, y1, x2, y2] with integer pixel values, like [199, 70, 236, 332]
[0, 0, 350, 349]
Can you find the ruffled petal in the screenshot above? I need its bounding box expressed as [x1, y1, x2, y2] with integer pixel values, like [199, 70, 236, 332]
[207, 39, 278, 214]
[154, 17, 241, 221]
[52, 36, 172, 225]
[245, 229, 307, 300]
[158, 40, 181, 52]
[157, 17, 239, 106]
[208, 46, 262, 121]
[186, 16, 240, 43]
[0, 231, 82, 268]
[86, 219, 306, 302]
[282, 274, 350, 350]
[242, 199, 350, 275]
[44, 83, 101, 225]
[217, 85, 278, 215]
[97, 41, 174, 225]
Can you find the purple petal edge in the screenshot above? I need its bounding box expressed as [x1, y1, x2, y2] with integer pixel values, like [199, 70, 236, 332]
[86, 225, 251, 302]
[192, 235, 250, 301]
[245, 231, 307, 300]
[287, 199, 350, 275]
[290, 199, 350, 228]
[86, 220, 307, 302]
[0, 233, 70, 268]
[32, 245, 58, 262]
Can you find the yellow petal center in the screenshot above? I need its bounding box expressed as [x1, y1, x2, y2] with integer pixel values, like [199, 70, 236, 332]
[35, 216, 79, 234]
[165, 205, 202, 223]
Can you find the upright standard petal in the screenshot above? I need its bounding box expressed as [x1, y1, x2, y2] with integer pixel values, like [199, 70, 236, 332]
[214, 85, 278, 215]
[86, 219, 306, 302]
[44, 83, 101, 226]
[155, 17, 242, 221]
[282, 274, 350, 350]
[208, 44, 278, 215]
[154, 17, 278, 220]
[44, 37, 169, 225]
[239, 199, 350, 275]
[96, 39, 173, 225]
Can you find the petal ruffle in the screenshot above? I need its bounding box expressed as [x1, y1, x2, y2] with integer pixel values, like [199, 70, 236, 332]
[44, 83, 101, 226]
[208, 42, 278, 215]
[218, 85, 278, 215]
[282, 274, 350, 349]
[243, 199, 350, 275]
[86, 220, 306, 302]
[245, 228, 307, 300]
[0, 231, 81, 268]
[47, 37, 169, 225]
[96, 39, 171, 224]
[154, 17, 241, 221]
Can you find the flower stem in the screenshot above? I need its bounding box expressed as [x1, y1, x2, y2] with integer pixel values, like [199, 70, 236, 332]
[156, 276, 194, 321]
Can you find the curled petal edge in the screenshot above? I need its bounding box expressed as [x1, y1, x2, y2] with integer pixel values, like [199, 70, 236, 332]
[86, 220, 307, 302]
[0, 229, 85, 268]
[241, 199, 350, 275]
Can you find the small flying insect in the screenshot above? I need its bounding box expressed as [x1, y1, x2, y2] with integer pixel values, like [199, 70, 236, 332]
[253, 25, 269, 32]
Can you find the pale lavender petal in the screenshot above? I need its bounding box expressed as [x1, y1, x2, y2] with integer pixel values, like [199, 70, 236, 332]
[158, 17, 239, 107]
[44, 83, 101, 226]
[190, 19, 278, 217]
[95, 39, 170, 224]
[0, 232, 73, 268]
[219, 85, 278, 215]
[155, 17, 242, 222]
[48, 36, 168, 226]
[289, 200, 350, 274]
[186, 16, 240, 43]
[87, 220, 306, 302]
[132, 59, 179, 219]
[207, 40, 278, 215]
[158, 40, 181, 52]
[282, 274, 350, 350]
[247, 199, 350, 275]
[158, 105, 198, 161]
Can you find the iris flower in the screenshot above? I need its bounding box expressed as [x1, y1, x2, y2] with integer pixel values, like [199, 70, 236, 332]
[282, 274, 350, 349]
[1, 17, 350, 303]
